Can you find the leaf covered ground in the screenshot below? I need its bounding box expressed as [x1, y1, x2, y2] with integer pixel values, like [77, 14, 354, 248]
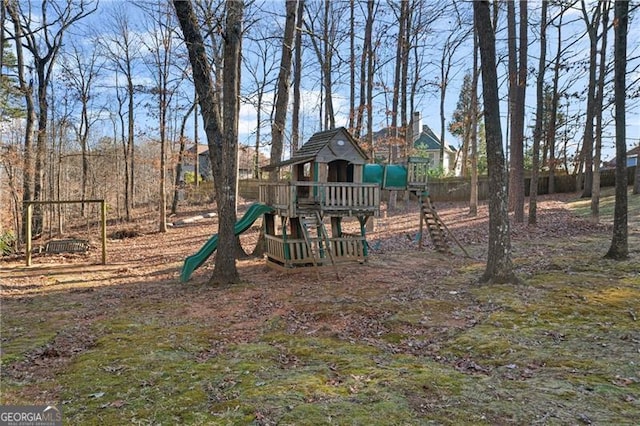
[1, 190, 639, 425]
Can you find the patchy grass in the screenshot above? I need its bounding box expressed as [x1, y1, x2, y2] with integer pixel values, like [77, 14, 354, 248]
[1, 196, 639, 424]
[568, 186, 640, 225]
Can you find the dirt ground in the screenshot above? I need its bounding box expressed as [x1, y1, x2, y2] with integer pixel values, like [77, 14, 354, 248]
[1, 193, 639, 424]
[0, 193, 614, 291]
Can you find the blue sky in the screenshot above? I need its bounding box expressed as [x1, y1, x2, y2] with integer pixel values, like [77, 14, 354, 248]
[7, 0, 638, 165]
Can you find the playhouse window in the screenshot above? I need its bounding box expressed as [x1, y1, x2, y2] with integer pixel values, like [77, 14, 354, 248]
[303, 162, 311, 178]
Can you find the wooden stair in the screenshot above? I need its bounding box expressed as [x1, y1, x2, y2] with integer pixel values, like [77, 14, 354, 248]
[420, 198, 451, 254]
[418, 195, 471, 258]
[300, 211, 340, 280]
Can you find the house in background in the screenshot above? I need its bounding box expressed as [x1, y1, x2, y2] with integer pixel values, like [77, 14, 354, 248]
[410, 112, 459, 176]
[183, 144, 212, 182]
[603, 145, 640, 168]
[372, 111, 459, 176]
[183, 144, 268, 181]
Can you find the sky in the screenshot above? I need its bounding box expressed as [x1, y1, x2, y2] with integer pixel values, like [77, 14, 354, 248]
[4, 0, 640, 165]
[227, 0, 640, 163]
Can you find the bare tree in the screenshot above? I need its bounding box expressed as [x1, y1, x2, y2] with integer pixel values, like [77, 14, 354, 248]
[605, 0, 628, 260]
[304, 0, 342, 131]
[139, 0, 184, 233]
[5, 0, 97, 237]
[437, 14, 470, 172]
[59, 40, 104, 216]
[529, 0, 548, 225]
[99, 4, 143, 221]
[469, 20, 480, 217]
[507, 0, 528, 223]
[270, 0, 299, 177]
[635, 139, 640, 195]
[475, 0, 517, 284]
[579, 0, 603, 198]
[4, 2, 35, 242]
[174, 0, 244, 284]
[590, 0, 611, 222]
[171, 101, 196, 215]
[291, 0, 305, 154]
[354, 0, 375, 141]
[243, 23, 278, 178]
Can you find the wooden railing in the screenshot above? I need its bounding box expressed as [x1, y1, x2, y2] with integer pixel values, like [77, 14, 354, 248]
[407, 161, 429, 188]
[265, 234, 366, 267]
[259, 181, 380, 217]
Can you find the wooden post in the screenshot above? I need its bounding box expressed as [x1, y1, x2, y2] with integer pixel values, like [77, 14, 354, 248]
[101, 200, 107, 264]
[26, 202, 32, 266]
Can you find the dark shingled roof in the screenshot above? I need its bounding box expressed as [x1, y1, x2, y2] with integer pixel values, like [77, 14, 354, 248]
[415, 125, 445, 150]
[266, 127, 368, 169]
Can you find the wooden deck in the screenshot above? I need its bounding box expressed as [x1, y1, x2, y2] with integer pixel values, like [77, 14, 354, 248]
[259, 181, 380, 218]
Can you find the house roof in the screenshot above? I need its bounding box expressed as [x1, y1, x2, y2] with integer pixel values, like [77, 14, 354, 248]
[604, 145, 640, 167]
[191, 144, 269, 169]
[415, 125, 455, 152]
[371, 123, 455, 154]
[186, 143, 209, 155]
[268, 127, 369, 169]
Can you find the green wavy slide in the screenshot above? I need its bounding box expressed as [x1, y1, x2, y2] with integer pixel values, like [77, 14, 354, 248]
[180, 203, 274, 282]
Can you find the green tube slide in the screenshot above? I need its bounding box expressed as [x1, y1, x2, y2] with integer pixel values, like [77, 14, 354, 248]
[180, 202, 274, 282]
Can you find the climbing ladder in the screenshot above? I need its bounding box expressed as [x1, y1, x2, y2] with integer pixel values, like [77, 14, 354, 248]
[300, 211, 340, 280]
[419, 195, 471, 258]
[419, 196, 451, 254]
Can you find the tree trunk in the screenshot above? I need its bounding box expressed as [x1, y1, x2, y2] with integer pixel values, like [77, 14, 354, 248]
[127, 71, 135, 215]
[291, 0, 304, 154]
[354, 0, 374, 141]
[547, 15, 563, 195]
[269, 0, 297, 180]
[172, 102, 196, 215]
[6, 2, 35, 243]
[580, 0, 602, 199]
[529, 0, 547, 225]
[469, 21, 479, 217]
[591, 0, 610, 222]
[174, 0, 243, 284]
[605, 0, 628, 260]
[634, 141, 640, 195]
[389, 0, 407, 210]
[507, 0, 527, 223]
[158, 67, 169, 234]
[475, 0, 517, 284]
[348, 0, 355, 132]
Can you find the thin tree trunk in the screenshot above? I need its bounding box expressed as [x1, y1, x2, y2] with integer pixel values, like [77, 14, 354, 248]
[469, 21, 479, 217]
[475, 0, 517, 284]
[269, 0, 297, 180]
[605, 0, 628, 260]
[507, 0, 527, 223]
[580, 0, 602, 198]
[355, 0, 374, 141]
[529, 0, 547, 225]
[591, 0, 610, 222]
[634, 140, 640, 195]
[291, 0, 304, 155]
[348, 0, 355, 132]
[171, 101, 196, 215]
[547, 15, 563, 195]
[389, 0, 407, 210]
